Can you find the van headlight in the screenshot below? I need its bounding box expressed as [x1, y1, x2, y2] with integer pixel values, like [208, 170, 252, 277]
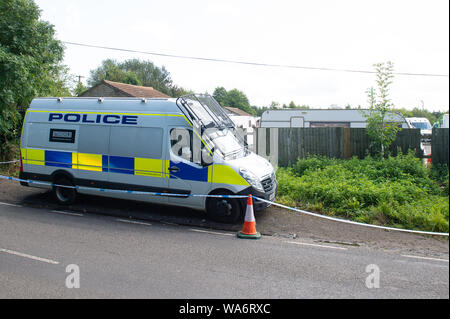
[240, 168, 264, 192]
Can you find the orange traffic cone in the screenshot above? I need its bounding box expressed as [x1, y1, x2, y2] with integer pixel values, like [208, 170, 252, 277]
[237, 195, 261, 239]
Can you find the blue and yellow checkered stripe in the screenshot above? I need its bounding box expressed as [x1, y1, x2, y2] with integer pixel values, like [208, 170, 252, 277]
[21, 148, 249, 186]
[21, 149, 165, 178]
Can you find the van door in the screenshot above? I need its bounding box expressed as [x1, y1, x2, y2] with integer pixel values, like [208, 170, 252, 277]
[167, 127, 211, 209]
[106, 126, 168, 205]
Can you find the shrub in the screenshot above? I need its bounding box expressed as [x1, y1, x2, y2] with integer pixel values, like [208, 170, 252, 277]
[276, 153, 449, 232]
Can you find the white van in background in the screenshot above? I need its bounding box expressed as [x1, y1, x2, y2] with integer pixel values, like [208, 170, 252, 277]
[405, 117, 433, 140]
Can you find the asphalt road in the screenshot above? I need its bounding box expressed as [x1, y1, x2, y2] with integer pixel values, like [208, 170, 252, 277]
[0, 201, 448, 299]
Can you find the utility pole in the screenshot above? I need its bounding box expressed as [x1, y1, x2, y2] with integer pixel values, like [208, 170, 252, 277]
[76, 75, 85, 84]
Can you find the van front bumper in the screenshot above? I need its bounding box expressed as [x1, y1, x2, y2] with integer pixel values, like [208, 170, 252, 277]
[237, 183, 278, 212]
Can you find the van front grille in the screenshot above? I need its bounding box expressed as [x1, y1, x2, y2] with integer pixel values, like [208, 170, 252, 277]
[261, 176, 274, 193]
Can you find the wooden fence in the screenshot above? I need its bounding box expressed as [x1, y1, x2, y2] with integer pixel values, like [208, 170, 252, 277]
[431, 128, 449, 166]
[254, 127, 425, 167]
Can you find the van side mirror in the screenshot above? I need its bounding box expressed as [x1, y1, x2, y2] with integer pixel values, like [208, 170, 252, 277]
[201, 147, 214, 166]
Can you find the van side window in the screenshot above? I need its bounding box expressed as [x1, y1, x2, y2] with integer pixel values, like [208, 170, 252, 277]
[109, 127, 163, 159]
[170, 128, 203, 165]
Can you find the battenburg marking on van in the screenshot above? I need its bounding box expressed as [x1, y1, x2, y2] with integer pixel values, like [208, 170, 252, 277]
[77, 153, 103, 172]
[169, 161, 209, 183]
[135, 158, 164, 178]
[45, 150, 72, 168]
[21, 148, 249, 186]
[23, 149, 45, 166]
[210, 165, 249, 186]
[109, 156, 135, 175]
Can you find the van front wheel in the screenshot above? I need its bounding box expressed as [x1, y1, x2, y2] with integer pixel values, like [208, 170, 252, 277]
[53, 177, 76, 205]
[206, 192, 242, 224]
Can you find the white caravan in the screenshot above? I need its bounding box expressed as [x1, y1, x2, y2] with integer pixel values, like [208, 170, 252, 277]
[260, 109, 409, 128]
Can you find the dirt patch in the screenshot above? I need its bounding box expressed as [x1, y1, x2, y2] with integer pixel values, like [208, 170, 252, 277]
[255, 205, 448, 258]
[1, 179, 448, 259]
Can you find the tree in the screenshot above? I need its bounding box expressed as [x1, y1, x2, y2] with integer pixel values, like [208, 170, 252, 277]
[284, 101, 310, 109]
[212, 87, 228, 106]
[88, 59, 189, 97]
[249, 105, 270, 117]
[269, 101, 280, 109]
[0, 0, 70, 159]
[74, 81, 88, 97]
[363, 62, 401, 158]
[395, 107, 443, 126]
[212, 87, 256, 115]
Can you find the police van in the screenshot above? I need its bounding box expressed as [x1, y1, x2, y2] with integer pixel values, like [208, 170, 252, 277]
[19, 94, 277, 223]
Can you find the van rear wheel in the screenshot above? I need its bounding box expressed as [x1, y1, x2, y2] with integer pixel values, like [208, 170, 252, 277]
[53, 177, 76, 205]
[206, 192, 242, 224]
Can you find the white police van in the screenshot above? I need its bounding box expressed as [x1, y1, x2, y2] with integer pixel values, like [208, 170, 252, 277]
[19, 94, 277, 223]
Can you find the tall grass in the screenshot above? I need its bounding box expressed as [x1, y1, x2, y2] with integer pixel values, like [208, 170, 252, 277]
[276, 152, 449, 232]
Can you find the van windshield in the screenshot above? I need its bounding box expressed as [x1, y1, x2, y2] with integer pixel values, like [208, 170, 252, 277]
[411, 122, 432, 130]
[177, 94, 235, 130]
[177, 94, 248, 159]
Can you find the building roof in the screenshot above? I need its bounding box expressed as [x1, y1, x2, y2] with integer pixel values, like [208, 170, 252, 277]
[82, 80, 171, 98]
[223, 106, 253, 117]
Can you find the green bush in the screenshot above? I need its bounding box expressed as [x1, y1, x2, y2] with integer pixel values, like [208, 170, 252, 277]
[276, 153, 449, 232]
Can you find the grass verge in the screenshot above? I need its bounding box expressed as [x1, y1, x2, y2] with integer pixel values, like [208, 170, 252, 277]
[276, 152, 449, 233]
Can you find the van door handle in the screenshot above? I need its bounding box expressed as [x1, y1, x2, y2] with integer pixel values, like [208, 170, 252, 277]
[169, 166, 180, 173]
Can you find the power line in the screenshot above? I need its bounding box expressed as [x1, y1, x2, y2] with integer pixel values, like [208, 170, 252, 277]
[63, 41, 449, 78]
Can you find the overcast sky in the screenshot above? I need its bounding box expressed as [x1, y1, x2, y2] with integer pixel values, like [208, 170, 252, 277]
[35, 0, 449, 111]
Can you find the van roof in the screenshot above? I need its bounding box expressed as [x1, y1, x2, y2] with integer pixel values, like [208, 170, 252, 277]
[28, 97, 181, 114]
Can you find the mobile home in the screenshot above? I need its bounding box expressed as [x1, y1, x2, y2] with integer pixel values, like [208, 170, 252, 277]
[260, 109, 409, 128]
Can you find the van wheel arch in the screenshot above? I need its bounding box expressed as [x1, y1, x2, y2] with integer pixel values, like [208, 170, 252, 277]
[51, 170, 76, 205]
[51, 170, 75, 183]
[205, 188, 244, 224]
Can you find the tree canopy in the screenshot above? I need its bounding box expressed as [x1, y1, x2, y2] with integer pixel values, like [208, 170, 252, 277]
[395, 107, 445, 126]
[212, 87, 256, 116]
[0, 0, 71, 159]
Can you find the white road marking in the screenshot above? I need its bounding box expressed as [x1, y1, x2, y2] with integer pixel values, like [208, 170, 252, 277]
[0, 248, 59, 265]
[0, 201, 21, 207]
[285, 241, 348, 250]
[51, 210, 83, 217]
[116, 219, 152, 226]
[190, 228, 234, 236]
[160, 221, 178, 226]
[401, 255, 449, 263]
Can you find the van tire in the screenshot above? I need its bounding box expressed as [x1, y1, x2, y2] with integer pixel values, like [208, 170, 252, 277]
[206, 191, 243, 224]
[53, 177, 76, 205]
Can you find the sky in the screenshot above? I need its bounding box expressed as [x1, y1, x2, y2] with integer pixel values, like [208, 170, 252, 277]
[34, 0, 449, 111]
